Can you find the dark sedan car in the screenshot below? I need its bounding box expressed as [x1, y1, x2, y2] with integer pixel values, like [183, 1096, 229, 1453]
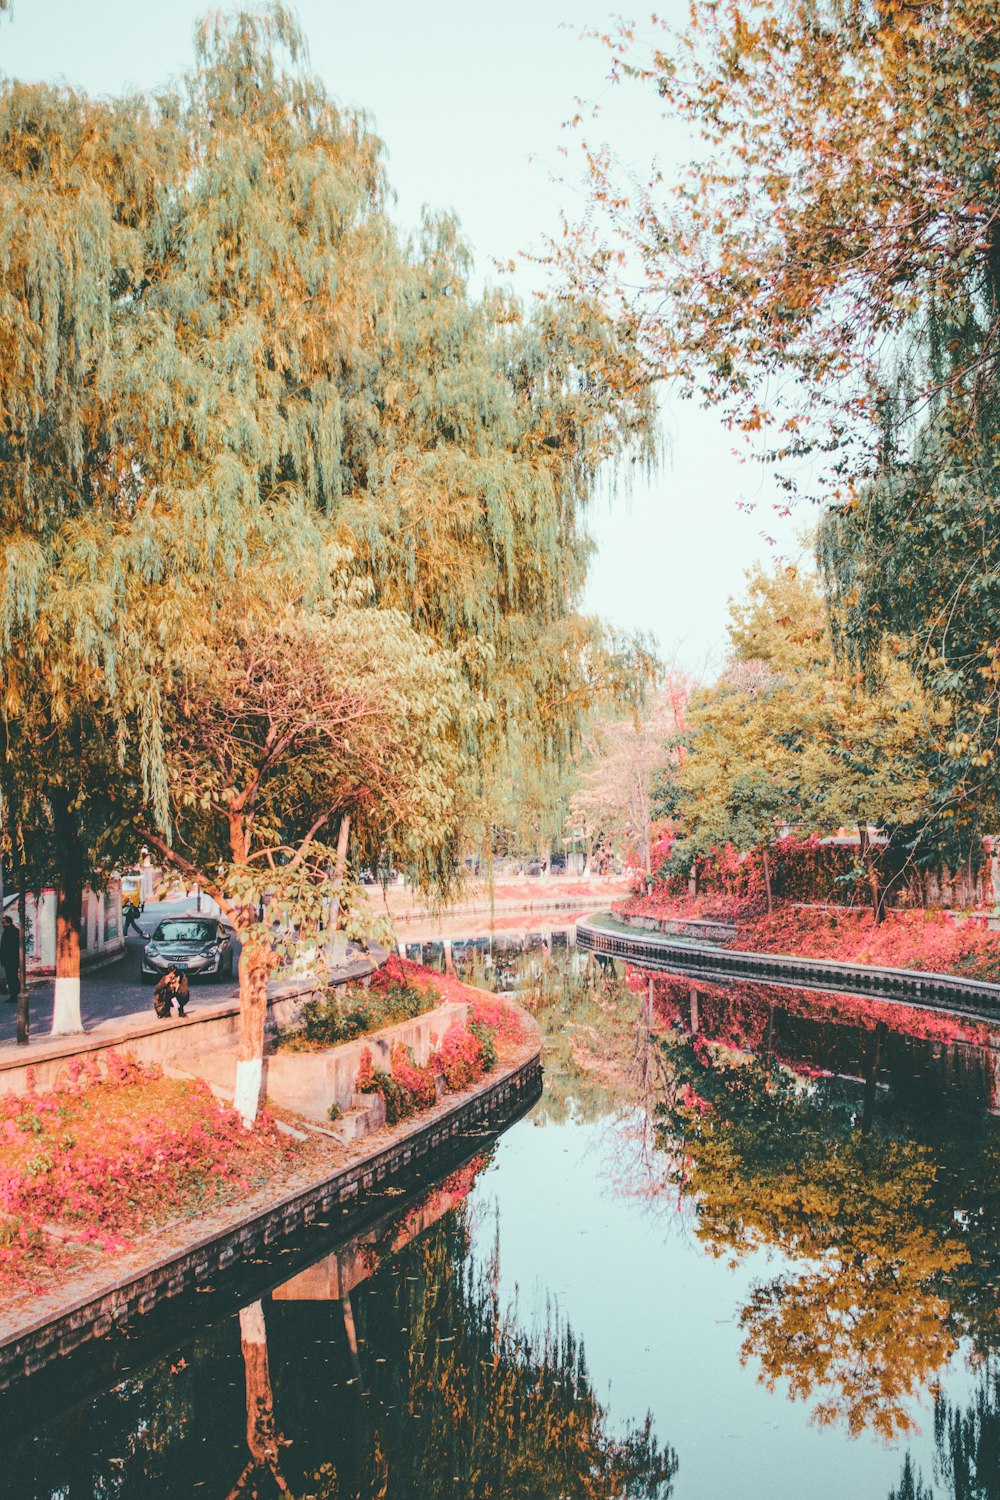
[140, 917, 236, 982]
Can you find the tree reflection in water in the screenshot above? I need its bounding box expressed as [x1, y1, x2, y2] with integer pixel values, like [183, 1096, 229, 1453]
[4, 1149, 676, 1500]
[274, 1206, 676, 1499]
[889, 1359, 1000, 1499]
[229, 1300, 291, 1498]
[643, 969, 1000, 1441]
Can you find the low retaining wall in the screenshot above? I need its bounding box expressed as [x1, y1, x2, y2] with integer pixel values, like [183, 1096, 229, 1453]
[578, 913, 1000, 1022]
[268, 999, 469, 1117]
[0, 1034, 542, 1392]
[614, 912, 738, 944]
[194, 999, 472, 1122]
[0, 950, 386, 1099]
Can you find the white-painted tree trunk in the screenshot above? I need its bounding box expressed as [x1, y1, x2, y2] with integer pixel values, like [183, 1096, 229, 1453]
[234, 1057, 263, 1126]
[50, 976, 82, 1035]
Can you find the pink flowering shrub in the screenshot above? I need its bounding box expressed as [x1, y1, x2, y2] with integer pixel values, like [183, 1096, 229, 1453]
[431, 1024, 486, 1091]
[389, 1043, 437, 1109]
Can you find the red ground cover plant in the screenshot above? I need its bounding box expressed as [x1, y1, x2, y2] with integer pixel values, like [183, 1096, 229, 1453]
[0, 1053, 296, 1290]
[467, 995, 526, 1048]
[615, 890, 754, 922]
[432, 1024, 487, 1091]
[732, 907, 1000, 983]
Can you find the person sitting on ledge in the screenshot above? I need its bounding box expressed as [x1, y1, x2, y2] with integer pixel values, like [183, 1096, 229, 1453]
[153, 966, 189, 1019]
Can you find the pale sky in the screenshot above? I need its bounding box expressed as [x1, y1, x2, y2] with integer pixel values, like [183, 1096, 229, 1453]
[0, 0, 806, 674]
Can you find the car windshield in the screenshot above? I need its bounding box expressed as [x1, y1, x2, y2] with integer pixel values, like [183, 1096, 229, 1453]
[152, 920, 216, 943]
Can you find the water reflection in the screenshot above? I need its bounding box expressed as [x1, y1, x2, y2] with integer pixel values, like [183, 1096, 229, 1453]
[8, 1145, 675, 1500]
[642, 969, 1000, 1440]
[13, 943, 1000, 1496]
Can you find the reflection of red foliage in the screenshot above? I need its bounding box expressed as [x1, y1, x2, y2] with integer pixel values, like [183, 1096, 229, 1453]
[637, 969, 991, 1052]
[393, 1154, 486, 1247]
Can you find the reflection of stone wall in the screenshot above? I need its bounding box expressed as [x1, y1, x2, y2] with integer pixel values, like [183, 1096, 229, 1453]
[273, 1168, 477, 1301]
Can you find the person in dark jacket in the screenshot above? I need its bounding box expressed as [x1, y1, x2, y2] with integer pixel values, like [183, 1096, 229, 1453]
[153, 966, 189, 1018]
[0, 916, 20, 1002]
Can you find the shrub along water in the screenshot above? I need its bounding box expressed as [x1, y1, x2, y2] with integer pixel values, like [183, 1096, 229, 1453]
[279, 971, 437, 1053]
[353, 991, 528, 1124]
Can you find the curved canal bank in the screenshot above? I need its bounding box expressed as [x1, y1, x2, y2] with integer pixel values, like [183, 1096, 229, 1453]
[9, 945, 1000, 1499]
[0, 998, 541, 1393]
[578, 910, 1000, 1023]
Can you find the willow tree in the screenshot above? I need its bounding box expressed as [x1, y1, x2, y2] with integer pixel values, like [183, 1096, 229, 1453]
[0, 77, 187, 1029]
[0, 9, 387, 1030]
[2, 5, 656, 1060]
[332, 211, 658, 860]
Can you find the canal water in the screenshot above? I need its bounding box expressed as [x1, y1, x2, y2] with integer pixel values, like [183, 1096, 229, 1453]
[6, 944, 1000, 1498]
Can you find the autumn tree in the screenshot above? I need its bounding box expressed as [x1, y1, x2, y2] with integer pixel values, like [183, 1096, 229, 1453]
[569, 684, 686, 877]
[559, 0, 1000, 841]
[0, 4, 657, 1057]
[134, 581, 470, 1120]
[668, 564, 951, 915]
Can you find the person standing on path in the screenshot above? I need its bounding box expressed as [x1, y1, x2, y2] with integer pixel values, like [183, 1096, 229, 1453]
[1, 915, 20, 1002]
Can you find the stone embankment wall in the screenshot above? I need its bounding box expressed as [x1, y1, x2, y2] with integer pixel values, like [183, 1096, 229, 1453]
[0, 1010, 542, 1392]
[578, 914, 1000, 1023]
[265, 999, 469, 1119]
[0, 954, 384, 1099]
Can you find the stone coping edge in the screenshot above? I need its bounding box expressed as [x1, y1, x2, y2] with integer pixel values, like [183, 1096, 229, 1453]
[611, 911, 739, 941]
[395, 894, 617, 925]
[0, 1011, 543, 1392]
[578, 912, 1000, 1023]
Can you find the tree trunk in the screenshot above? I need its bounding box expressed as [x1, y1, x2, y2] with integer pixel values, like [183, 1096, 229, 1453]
[858, 822, 884, 926]
[233, 944, 270, 1124]
[334, 812, 351, 886]
[762, 847, 773, 915]
[16, 880, 28, 1046]
[330, 813, 351, 965]
[51, 792, 84, 1035]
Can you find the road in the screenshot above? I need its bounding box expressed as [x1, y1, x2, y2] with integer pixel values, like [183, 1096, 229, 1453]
[0, 897, 241, 1045]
